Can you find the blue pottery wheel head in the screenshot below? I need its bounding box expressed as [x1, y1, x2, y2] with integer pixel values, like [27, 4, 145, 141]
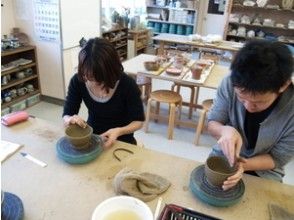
[189, 165, 245, 207]
[56, 135, 104, 164]
[1, 192, 24, 220]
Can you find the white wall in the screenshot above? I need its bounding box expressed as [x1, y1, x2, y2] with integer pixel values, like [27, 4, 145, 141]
[2, 0, 65, 99]
[197, 0, 229, 37]
[1, 0, 16, 35]
[62, 47, 80, 92]
[2, 0, 101, 100]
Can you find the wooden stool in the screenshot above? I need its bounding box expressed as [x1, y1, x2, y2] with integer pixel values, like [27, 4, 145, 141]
[136, 74, 152, 104]
[194, 99, 213, 145]
[144, 90, 182, 139]
[171, 83, 199, 119]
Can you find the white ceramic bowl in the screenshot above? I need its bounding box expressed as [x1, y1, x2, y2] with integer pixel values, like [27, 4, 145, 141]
[91, 196, 153, 220]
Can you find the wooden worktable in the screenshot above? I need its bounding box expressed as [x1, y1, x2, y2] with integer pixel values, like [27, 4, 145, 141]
[2, 118, 294, 220]
[123, 54, 229, 89]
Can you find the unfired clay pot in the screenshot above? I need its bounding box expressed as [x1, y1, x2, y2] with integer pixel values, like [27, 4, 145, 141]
[205, 156, 237, 187]
[65, 124, 93, 150]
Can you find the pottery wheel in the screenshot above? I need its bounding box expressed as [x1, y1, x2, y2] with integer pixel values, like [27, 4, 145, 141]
[1, 192, 24, 220]
[56, 135, 103, 164]
[189, 165, 245, 207]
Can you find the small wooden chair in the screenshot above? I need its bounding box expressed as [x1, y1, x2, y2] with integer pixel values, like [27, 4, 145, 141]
[194, 99, 213, 145]
[136, 74, 152, 104]
[171, 83, 199, 119]
[144, 90, 182, 139]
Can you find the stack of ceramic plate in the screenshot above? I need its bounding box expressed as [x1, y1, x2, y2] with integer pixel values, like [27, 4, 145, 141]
[186, 26, 193, 35]
[56, 135, 103, 164]
[154, 22, 161, 33]
[161, 23, 169, 33]
[169, 24, 177, 34]
[177, 25, 185, 35]
[147, 21, 155, 28]
[189, 165, 245, 207]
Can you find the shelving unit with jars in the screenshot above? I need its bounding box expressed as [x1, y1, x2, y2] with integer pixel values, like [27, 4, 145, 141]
[1, 45, 41, 115]
[128, 29, 150, 58]
[146, 0, 198, 36]
[102, 27, 128, 61]
[225, 0, 294, 44]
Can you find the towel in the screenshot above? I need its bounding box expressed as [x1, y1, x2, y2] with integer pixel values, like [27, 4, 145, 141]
[1, 111, 29, 126]
[113, 167, 171, 202]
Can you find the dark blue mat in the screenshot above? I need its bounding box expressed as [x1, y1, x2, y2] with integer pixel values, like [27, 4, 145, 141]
[56, 135, 103, 164]
[189, 165, 245, 207]
[1, 192, 24, 220]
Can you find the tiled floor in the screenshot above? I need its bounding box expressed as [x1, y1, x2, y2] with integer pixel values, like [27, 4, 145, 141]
[26, 78, 294, 186]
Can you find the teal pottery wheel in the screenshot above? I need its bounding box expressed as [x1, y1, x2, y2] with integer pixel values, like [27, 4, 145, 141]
[1, 192, 24, 220]
[189, 165, 245, 207]
[56, 135, 103, 164]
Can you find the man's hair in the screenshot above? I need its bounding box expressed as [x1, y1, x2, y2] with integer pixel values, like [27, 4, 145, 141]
[230, 40, 293, 93]
[77, 37, 124, 90]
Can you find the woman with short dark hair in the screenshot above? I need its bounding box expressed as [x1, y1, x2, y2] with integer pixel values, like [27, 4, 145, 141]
[63, 38, 145, 148]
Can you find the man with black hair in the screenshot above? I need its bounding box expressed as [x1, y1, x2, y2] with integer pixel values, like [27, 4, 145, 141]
[207, 40, 294, 190]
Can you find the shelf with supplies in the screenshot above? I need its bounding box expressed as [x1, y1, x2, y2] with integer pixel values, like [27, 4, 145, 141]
[225, 0, 294, 44]
[146, 0, 198, 36]
[147, 19, 194, 26]
[128, 29, 150, 58]
[1, 45, 41, 115]
[1, 90, 41, 110]
[102, 27, 128, 61]
[232, 4, 294, 12]
[1, 62, 36, 76]
[146, 4, 196, 11]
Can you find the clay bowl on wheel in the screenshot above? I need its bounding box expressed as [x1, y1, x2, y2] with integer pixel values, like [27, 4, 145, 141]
[144, 61, 160, 71]
[65, 124, 93, 150]
[205, 156, 237, 187]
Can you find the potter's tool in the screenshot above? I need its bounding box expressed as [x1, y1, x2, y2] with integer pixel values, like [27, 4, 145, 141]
[20, 152, 47, 167]
[154, 197, 163, 220]
[113, 148, 134, 161]
[189, 165, 245, 207]
[158, 203, 221, 220]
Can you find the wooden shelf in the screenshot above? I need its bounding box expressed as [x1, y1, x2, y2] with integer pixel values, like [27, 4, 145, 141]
[118, 51, 127, 56]
[128, 29, 149, 57]
[1, 46, 36, 57]
[102, 27, 128, 34]
[1, 62, 36, 76]
[2, 90, 40, 109]
[228, 22, 294, 31]
[2, 75, 38, 90]
[115, 43, 128, 49]
[225, 0, 294, 44]
[109, 36, 128, 43]
[102, 28, 128, 59]
[1, 45, 41, 113]
[232, 4, 294, 13]
[226, 34, 294, 44]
